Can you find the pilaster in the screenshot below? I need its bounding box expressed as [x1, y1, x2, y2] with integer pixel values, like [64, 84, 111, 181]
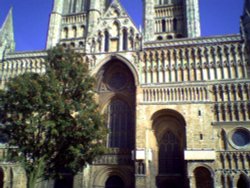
[143, 0, 155, 41]
[185, 0, 201, 38]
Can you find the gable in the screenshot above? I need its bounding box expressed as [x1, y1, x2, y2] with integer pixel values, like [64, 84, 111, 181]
[86, 0, 141, 53]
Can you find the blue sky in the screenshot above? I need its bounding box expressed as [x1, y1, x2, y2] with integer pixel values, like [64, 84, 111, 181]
[0, 0, 244, 51]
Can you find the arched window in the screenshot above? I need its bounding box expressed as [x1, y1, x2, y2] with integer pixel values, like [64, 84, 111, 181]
[107, 99, 132, 149]
[81, 25, 85, 37]
[63, 27, 69, 39]
[105, 176, 125, 188]
[123, 29, 128, 50]
[162, 19, 166, 32]
[173, 18, 178, 32]
[72, 26, 77, 38]
[104, 30, 109, 52]
[159, 131, 182, 174]
[194, 167, 213, 188]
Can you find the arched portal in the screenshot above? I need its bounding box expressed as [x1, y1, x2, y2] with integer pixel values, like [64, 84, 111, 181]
[237, 174, 250, 188]
[105, 176, 125, 188]
[194, 167, 213, 188]
[0, 168, 4, 188]
[152, 109, 186, 188]
[97, 59, 136, 150]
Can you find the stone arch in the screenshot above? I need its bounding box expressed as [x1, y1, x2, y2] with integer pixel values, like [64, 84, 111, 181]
[151, 109, 186, 188]
[92, 55, 139, 86]
[193, 166, 214, 188]
[95, 57, 136, 151]
[92, 167, 133, 188]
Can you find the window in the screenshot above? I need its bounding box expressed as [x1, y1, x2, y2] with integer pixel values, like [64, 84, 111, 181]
[232, 129, 250, 147]
[162, 19, 166, 32]
[173, 18, 178, 32]
[104, 31, 109, 52]
[159, 131, 182, 174]
[123, 29, 128, 50]
[107, 99, 132, 149]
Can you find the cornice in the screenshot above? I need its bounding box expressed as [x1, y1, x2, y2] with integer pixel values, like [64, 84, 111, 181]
[143, 34, 243, 49]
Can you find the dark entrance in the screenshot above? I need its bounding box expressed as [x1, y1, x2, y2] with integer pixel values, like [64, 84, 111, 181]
[237, 174, 250, 188]
[194, 167, 213, 188]
[105, 176, 125, 188]
[0, 168, 3, 188]
[54, 174, 73, 188]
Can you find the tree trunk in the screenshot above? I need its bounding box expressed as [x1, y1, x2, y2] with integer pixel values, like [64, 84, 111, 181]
[26, 159, 45, 188]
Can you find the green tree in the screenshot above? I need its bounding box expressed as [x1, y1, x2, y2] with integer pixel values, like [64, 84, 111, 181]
[0, 46, 106, 188]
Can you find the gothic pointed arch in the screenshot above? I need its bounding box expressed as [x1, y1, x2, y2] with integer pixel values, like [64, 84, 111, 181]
[151, 109, 186, 188]
[96, 58, 136, 151]
[92, 55, 139, 86]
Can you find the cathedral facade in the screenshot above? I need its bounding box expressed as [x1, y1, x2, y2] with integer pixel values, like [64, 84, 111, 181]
[0, 0, 250, 188]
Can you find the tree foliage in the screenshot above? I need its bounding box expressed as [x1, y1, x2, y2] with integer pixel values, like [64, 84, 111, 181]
[0, 46, 106, 187]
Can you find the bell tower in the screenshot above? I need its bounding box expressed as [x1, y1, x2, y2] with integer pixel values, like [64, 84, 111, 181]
[143, 0, 200, 41]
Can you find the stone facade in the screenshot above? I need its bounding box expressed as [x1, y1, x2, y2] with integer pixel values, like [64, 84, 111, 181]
[0, 0, 249, 188]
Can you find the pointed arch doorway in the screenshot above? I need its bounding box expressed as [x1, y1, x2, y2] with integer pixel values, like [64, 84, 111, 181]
[152, 109, 187, 188]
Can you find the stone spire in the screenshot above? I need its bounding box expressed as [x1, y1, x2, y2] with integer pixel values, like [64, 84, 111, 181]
[46, 0, 64, 49]
[0, 8, 15, 61]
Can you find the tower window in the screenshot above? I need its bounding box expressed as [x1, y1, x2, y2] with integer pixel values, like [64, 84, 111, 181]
[123, 29, 128, 50]
[72, 26, 77, 38]
[162, 19, 166, 32]
[173, 18, 178, 32]
[104, 30, 109, 52]
[63, 27, 69, 39]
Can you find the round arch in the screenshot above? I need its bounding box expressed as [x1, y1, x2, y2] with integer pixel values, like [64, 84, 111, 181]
[188, 163, 215, 178]
[151, 109, 187, 188]
[193, 166, 214, 188]
[92, 167, 133, 188]
[91, 54, 139, 86]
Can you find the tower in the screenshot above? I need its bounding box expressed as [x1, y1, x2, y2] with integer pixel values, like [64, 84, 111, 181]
[143, 0, 200, 41]
[0, 8, 15, 61]
[241, 0, 250, 77]
[46, 0, 64, 49]
[46, 0, 105, 49]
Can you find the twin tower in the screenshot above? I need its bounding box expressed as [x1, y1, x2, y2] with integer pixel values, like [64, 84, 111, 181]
[46, 0, 201, 49]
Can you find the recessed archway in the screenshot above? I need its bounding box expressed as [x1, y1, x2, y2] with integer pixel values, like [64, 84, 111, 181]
[151, 109, 186, 188]
[105, 175, 125, 188]
[194, 167, 214, 188]
[237, 174, 250, 188]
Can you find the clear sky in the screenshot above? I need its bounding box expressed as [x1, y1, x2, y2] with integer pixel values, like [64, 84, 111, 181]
[0, 0, 245, 52]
